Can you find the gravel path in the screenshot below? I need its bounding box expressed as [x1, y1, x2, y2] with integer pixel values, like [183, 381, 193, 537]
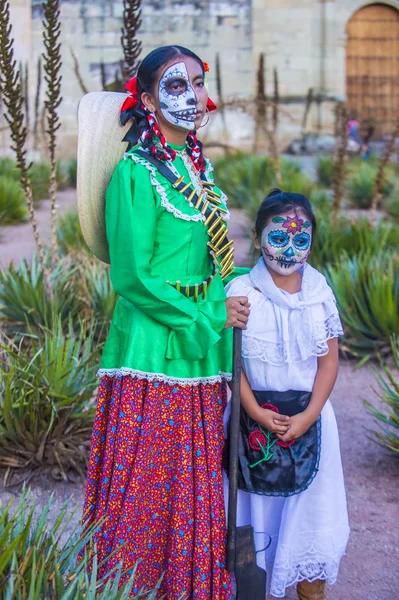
[0, 196, 398, 599]
[0, 189, 77, 268]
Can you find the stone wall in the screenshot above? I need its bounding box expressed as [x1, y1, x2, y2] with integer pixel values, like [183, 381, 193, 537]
[4, 0, 399, 158]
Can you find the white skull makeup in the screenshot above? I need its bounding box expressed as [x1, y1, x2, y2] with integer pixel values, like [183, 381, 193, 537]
[159, 62, 197, 130]
[261, 212, 312, 276]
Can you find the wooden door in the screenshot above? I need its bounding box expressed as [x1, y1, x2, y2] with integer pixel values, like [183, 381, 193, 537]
[346, 4, 399, 138]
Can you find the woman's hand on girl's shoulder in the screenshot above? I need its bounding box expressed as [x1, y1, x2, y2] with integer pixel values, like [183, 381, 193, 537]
[224, 296, 251, 330]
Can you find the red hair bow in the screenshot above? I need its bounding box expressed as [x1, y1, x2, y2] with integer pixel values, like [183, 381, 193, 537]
[202, 61, 217, 112]
[120, 76, 140, 113]
[207, 98, 217, 112]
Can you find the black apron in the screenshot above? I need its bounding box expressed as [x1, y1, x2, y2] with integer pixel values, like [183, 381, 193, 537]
[223, 390, 321, 497]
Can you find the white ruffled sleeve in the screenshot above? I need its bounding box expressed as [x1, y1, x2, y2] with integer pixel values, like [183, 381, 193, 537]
[310, 284, 344, 353]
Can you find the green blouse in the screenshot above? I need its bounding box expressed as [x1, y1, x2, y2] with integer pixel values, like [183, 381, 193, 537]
[99, 143, 246, 385]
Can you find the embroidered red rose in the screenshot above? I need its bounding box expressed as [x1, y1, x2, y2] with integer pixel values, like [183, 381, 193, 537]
[277, 439, 295, 448]
[249, 429, 267, 451]
[282, 215, 304, 234]
[261, 403, 279, 413]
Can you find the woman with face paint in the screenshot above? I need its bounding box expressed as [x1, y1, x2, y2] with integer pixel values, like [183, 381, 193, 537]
[224, 190, 349, 599]
[80, 46, 250, 598]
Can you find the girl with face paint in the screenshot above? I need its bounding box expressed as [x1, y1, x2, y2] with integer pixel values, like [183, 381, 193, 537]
[81, 46, 250, 599]
[224, 190, 349, 599]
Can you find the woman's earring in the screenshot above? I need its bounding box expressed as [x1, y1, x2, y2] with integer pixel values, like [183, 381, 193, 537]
[199, 108, 210, 129]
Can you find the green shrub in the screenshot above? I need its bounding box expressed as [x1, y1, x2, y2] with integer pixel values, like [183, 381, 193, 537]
[0, 175, 27, 225]
[309, 187, 333, 212]
[346, 163, 394, 209]
[0, 492, 163, 598]
[29, 161, 51, 202]
[364, 338, 399, 455]
[310, 213, 399, 271]
[0, 255, 84, 333]
[0, 319, 99, 476]
[67, 158, 77, 187]
[213, 153, 314, 222]
[363, 337, 399, 455]
[57, 209, 89, 255]
[348, 153, 379, 171]
[385, 190, 399, 220]
[325, 252, 399, 361]
[281, 162, 314, 197]
[316, 156, 334, 188]
[0, 158, 68, 205]
[213, 153, 276, 209]
[0, 157, 20, 180]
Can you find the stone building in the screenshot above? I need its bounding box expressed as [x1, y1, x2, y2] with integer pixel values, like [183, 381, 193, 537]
[7, 0, 399, 157]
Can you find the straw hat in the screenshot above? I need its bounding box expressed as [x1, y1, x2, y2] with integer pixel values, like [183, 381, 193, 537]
[77, 92, 130, 264]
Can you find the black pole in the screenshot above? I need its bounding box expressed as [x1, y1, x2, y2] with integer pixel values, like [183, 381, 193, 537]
[227, 327, 243, 572]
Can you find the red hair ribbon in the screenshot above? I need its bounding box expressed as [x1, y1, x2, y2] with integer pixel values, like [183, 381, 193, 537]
[202, 61, 217, 112]
[207, 97, 217, 112]
[120, 76, 140, 113]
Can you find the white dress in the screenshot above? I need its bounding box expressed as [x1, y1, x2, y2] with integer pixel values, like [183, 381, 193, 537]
[224, 264, 350, 598]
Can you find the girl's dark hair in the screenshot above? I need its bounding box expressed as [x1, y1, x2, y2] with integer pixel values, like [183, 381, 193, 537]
[254, 188, 317, 240]
[124, 45, 206, 171]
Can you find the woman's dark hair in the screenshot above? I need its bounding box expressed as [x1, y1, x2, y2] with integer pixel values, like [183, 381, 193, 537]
[124, 45, 206, 171]
[254, 188, 317, 241]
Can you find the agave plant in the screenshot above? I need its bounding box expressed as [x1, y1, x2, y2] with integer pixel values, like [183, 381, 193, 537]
[0, 255, 84, 333]
[0, 318, 100, 478]
[363, 337, 399, 455]
[0, 491, 166, 598]
[79, 258, 117, 328]
[325, 252, 399, 361]
[310, 212, 399, 272]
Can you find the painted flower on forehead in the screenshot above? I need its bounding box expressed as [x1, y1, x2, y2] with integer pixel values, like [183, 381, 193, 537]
[202, 61, 210, 73]
[282, 215, 304, 234]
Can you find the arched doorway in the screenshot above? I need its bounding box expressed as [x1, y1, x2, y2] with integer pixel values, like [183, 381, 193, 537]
[346, 3, 399, 138]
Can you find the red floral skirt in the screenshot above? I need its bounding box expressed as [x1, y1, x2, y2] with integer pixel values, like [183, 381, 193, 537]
[83, 375, 232, 599]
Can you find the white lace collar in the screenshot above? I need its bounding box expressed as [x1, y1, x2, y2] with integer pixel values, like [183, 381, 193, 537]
[239, 260, 343, 364]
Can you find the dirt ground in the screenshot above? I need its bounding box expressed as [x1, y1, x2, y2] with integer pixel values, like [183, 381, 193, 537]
[0, 194, 398, 599]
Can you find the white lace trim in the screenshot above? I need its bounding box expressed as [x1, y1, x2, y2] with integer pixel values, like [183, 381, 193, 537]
[242, 314, 343, 365]
[270, 555, 347, 597]
[269, 550, 348, 597]
[264, 531, 349, 597]
[97, 367, 232, 386]
[127, 153, 205, 223]
[205, 158, 214, 180]
[175, 151, 203, 196]
[174, 151, 230, 221]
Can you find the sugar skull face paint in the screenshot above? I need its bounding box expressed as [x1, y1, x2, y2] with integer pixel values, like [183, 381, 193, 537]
[159, 61, 198, 130]
[261, 212, 312, 276]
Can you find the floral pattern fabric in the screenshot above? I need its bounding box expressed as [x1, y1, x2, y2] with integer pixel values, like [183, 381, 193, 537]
[83, 375, 232, 599]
